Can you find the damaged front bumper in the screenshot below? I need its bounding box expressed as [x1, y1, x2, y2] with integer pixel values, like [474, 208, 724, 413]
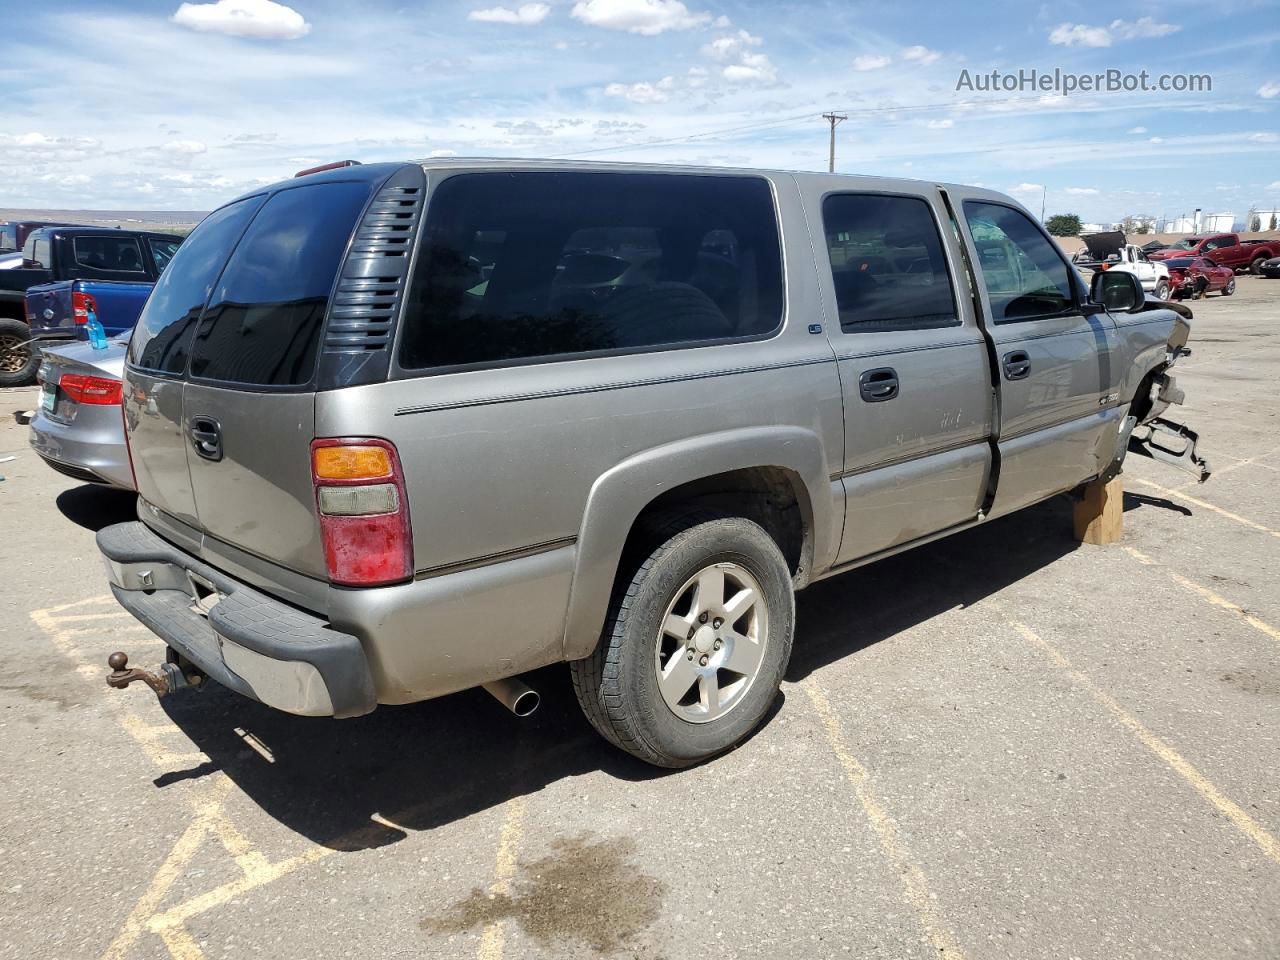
[1129, 416, 1211, 483]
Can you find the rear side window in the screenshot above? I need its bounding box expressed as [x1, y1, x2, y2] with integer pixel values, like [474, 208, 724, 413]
[130, 196, 264, 374]
[821, 193, 957, 331]
[24, 234, 50, 268]
[73, 236, 146, 273]
[0, 224, 15, 250]
[398, 172, 783, 371]
[149, 238, 182, 273]
[188, 180, 373, 386]
[963, 201, 1075, 322]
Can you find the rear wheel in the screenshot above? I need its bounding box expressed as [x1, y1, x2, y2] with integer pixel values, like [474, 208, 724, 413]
[0, 318, 39, 388]
[571, 515, 794, 768]
[1251, 257, 1267, 275]
[1154, 279, 1170, 300]
[1222, 278, 1236, 296]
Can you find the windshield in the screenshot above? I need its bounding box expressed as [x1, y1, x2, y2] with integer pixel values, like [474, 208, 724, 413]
[1172, 238, 1202, 250]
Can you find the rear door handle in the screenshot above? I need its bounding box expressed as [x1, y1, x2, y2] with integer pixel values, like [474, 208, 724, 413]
[188, 416, 223, 462]
[859, 366, 899, 402]
[1003, 350, 1031, 381]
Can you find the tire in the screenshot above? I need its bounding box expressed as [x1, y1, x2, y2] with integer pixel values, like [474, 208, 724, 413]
[0, 318, 39, 388]
[571, 514, 795, 768]
[1222, 278, 1236, 296]
[1251, 257, 1267, 275]
[1154, 280, 1170, 300]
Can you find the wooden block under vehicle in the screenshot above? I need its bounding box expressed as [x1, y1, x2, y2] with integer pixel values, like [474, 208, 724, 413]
[1073, 475, 1124, 545]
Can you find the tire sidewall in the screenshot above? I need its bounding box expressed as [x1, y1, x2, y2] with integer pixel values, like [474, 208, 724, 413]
[0, 318, 39, 388]
[1224, 278, 1236, 296]
[616, 520, 794, 766]
[1154, 280, 1169, 300]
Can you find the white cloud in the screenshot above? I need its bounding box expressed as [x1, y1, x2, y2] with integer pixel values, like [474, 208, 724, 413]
[161, 139, 208, 155]
[722, 51, 776, 85]
[1109, 17, 1179, 39]
[1009, 183, 1043, 194]
[604, 76, 676, 103]
[429, 148, 458, 157]
[1048, 23, 1111, 47]
[1065, 187, 1099, 195]
[1128, 126, 1147, 134]
[701, 29, 761, 61]
[15, 132, 56, 147]
[687, 65, 708, 88]
[137, 182, 156, 196]
[1248, 132, 1279, 143]
[901, 45, 941, 65]
[172, 0, 311, 40]
[926, 118, 953, 129]
[1269, 181, 1280, 191]
[571, 0, 710, 35]
[1149, 136, 1164, 144]
[1258, 82, 1280, 99]
[853, 54, 890, 71]
[468, 3, 551, 25]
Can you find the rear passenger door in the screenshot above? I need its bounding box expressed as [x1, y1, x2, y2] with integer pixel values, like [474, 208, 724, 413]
[802, 184, 993, 565]
[953, 197, 1120, 516]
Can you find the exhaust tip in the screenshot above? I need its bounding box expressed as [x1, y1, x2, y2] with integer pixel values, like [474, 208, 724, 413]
[511, 688, 540, 717]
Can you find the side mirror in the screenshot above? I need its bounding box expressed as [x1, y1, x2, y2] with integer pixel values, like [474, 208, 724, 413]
[1090, 269, 1145, 313]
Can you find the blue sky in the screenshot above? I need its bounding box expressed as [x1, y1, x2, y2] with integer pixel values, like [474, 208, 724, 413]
[1, 0, 1277, 223]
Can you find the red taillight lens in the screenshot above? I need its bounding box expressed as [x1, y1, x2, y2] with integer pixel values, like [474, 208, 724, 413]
[59, 373, 123, 405]
[72, 291, 97, 325]
[311, 438, 412, 587]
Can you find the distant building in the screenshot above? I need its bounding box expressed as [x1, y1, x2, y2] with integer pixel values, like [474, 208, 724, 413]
[1245, 208, 1280, 231]
[1160, 209, 1237, 234]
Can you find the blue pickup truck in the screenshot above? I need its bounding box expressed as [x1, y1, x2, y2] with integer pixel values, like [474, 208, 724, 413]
[0, 226, 183, 386]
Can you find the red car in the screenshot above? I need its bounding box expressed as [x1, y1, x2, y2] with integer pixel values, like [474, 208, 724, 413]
[1164, 256, 1235, 299]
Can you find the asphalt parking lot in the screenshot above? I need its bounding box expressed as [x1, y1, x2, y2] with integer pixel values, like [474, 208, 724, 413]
[2, 278, 1279, 960]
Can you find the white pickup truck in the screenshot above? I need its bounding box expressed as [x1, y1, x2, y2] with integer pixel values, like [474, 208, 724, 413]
[1072, 231, 1171, 300]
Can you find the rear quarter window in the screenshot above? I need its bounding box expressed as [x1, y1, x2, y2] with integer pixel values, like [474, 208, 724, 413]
[398, 172, 784, 372]
[188, 180, 373, 387]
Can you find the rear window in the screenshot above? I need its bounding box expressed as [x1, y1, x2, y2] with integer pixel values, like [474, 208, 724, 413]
[398, 172, 783, 371]
[188, 180, 373, 386]
[130, 196, 265, 374]
[0, 224, 15, 251]
[73, 235, 147, 273]
[149, 238, 183, 273]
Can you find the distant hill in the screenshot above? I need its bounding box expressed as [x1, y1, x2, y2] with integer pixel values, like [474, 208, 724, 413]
[0, 207, 208, 234]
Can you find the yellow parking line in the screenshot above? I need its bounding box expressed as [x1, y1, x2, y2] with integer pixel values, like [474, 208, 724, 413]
[1122, 547, 1280, 644]
[1010, 620, 1280, 865]
[804, 680, 967, 959]
[1129, 477, 1280, 538]
[477, 797, 528, 960]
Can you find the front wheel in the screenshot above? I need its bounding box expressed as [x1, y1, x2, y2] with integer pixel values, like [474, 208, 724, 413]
[0, 318, 39, 388]
[571, 515, 795, 768]
[1154, 279, 1170, 300]
[1222, 278, 1236, 296]
[1251, 257, 1267, 275]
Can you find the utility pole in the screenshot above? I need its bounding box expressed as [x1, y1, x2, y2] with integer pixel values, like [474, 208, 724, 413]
[1040, 185, 1047, 223]
[822, 112, 847, 173]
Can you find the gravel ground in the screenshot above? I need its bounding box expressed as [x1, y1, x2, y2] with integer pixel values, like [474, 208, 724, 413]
[2, 277, 1278, 960]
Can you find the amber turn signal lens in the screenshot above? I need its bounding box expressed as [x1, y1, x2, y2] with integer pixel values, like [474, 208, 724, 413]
[313, 445, 393, 480]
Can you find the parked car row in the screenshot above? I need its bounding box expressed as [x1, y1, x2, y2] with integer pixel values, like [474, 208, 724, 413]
[0, 223, 183, 386]
[1147, 232, 1280, 274]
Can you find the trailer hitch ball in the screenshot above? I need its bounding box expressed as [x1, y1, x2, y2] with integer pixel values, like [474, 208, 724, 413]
[106, 652, 171, 698]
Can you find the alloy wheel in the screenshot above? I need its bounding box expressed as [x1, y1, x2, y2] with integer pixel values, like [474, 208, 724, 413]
[654, 562, 768, 723]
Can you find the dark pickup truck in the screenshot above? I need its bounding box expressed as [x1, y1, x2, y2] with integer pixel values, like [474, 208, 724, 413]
[0, 226, 183, 386]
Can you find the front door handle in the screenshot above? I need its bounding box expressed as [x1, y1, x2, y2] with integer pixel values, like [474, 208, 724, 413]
[188, 416, 223, 462]
[859, 366, 899, 402]
[1003, 350, 1031, 381]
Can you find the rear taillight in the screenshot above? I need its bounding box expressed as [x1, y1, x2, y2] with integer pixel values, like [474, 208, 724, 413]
[59, 373, 123, 405]
[72, 291, 97, 325]
[311, 438, 412, 587]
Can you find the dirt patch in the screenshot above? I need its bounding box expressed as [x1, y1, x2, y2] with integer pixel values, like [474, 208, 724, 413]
[423, 833, 665, 955]
[1219, 669, 1280, 696]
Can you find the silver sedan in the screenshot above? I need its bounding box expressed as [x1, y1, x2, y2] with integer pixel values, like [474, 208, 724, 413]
[28, 338, 132, 490]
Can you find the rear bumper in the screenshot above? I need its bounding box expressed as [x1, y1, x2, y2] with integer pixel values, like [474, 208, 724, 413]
[29, 409, 133, 490]
[97, 521, 376, 718]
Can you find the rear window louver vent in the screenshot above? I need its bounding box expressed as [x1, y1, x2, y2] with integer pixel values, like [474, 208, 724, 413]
[317, 164, 426, 389]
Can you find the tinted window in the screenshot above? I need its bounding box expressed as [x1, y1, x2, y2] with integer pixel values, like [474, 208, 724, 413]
[188, 180, 372, 386]
[399, 172, 783, 371]
[1164, 257, 1194, 268]
[149, 238, 182, 273]
[129, 196, 264, 374]
[821, 193, 957, 331]
[0, 224, 15, 251]
[29, 236, 50, 269]
[963, 201, 1075, 322]
[74, 235, 146, 273]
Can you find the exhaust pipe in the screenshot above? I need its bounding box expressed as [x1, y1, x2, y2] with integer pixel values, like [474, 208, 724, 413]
[482, 676, 540, 717]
